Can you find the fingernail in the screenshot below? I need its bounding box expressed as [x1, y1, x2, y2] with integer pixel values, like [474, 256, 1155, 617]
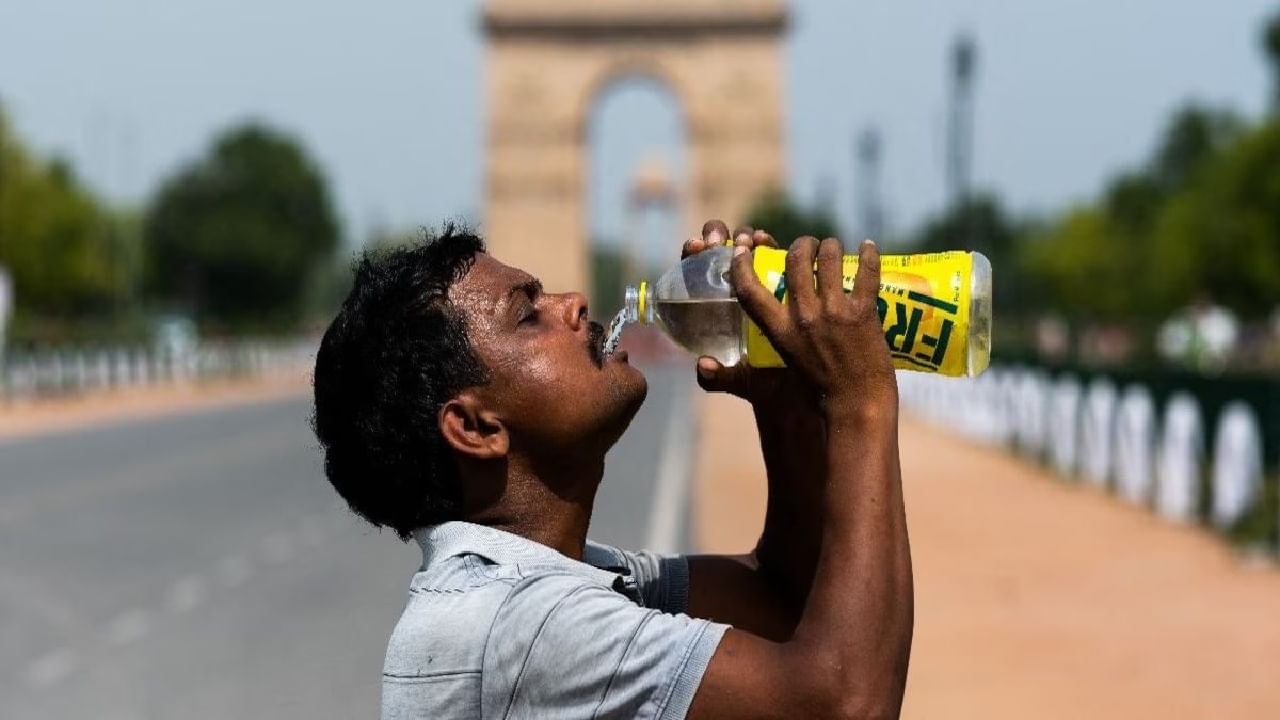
[708, 230, 724, 245]
[734, 245, 748, 257]
[697, 358, 716, 377]
[735, 232, 751, 244]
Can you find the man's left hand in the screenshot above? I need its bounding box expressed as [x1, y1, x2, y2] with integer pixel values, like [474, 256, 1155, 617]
[683, 219, 812, 412]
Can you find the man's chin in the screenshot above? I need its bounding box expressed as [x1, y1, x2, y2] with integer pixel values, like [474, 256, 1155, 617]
[600, 363, 647, 440]
[615, 362, 647, 410]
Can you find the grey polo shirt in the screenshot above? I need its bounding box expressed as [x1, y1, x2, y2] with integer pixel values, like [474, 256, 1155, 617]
[382, 521, 728, 720]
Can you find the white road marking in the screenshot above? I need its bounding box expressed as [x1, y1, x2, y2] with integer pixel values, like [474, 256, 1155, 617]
[0, 424, 299, 526]
[645, 378, 698, 555]
[23, 520, 332, 696]
[25, 647, 77, 688]
[0, 569, 87, 636]
[163, 575, 207, 615]
[105, 609, 150, 646]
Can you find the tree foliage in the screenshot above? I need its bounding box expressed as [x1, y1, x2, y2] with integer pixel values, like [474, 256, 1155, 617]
[1022, 103, 1252, 322]
[912, 194, 1038, 316]
[0, 107, 124, 319]
[144, 122, 340, 329]
[1155, 120, 1280, 316]
[1266, 9, 1280, 111]
[744, 189, 840, 248]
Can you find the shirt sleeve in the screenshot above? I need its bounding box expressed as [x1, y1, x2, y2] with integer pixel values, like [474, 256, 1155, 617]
[583, 541, 691, 614]
[482, 573, 727, 720]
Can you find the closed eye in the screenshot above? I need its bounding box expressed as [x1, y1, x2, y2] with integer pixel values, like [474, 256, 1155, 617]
[509, 278, 543, 327]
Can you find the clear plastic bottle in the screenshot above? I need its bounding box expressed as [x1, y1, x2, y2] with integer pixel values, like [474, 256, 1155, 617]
[622, 245, 992, 377]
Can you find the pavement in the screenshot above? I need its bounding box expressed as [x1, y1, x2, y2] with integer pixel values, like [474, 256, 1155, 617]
[13, 359, 1279, 720]
[0, 361, 697, 720]
[0, 373, 308, 441]
[694, 395, 1280, 720]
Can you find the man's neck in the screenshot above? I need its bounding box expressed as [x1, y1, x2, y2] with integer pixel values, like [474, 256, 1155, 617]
[461, 452, 603, 561]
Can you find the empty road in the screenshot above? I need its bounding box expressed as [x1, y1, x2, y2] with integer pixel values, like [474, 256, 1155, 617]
[0, 362, 696, 719]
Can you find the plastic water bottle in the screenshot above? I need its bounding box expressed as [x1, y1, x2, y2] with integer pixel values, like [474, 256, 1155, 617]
[610, 245, 991, 377]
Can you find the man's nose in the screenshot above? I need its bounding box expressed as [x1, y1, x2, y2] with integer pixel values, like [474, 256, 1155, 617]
[559, 292, 589, 331]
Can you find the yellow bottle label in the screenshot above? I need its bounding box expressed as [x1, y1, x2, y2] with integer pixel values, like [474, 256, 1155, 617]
[746, 248, 974, 376]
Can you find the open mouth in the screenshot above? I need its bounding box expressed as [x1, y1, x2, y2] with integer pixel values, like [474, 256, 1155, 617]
[587, 321, 606, 368]
[588, 320, 629, 366]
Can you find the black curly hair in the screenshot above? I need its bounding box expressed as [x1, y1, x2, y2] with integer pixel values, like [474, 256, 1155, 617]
[312, 226, 489, 540]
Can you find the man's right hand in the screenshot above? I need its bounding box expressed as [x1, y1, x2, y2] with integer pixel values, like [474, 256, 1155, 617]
[729, 235, 897, 419]
[689, 233, 912, 720]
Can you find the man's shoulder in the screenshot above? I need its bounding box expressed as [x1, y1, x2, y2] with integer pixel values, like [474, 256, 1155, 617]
[386, 553, 631, 677]
[383, 547, 725, 720]
[385, 554, 513, 677]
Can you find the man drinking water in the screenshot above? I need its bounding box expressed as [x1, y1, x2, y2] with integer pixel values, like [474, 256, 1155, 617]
[311, 219, 913, 719]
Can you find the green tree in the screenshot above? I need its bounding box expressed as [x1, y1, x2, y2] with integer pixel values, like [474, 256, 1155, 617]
[0, 107, 120, 321]
[1023, 206, 1159, 321]
[586, 242, 624, 312]
[913, 194, 1035, 316]
[144, 122, 340, 329]
[1265, 10, 1280, 112]
[1150, 105, 1243, 191]
[1019, 103, 1246, 325]
[1155, 120, 1280, 317]
[744, 188, 840, 248]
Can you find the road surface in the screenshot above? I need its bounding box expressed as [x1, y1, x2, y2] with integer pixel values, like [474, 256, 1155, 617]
[0, 362, 696, 719]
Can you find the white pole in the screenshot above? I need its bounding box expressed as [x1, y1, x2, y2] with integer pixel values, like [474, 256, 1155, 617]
[0, 266, 11, 363]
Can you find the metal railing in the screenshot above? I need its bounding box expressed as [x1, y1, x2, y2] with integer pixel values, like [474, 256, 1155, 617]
[899, 364, 1277, 550]
[0, 338, 315, 405]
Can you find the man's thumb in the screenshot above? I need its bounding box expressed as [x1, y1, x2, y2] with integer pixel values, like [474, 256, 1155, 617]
[695, 356, 751, 397]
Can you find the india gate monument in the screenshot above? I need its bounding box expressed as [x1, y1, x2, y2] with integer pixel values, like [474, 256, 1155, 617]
[482, 0, 789, 293]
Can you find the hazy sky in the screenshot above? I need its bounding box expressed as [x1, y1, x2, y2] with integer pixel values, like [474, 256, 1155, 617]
[1, 0, 1275, 251]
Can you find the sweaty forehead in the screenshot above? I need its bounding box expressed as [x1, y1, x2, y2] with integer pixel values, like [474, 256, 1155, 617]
[448, 252, 534, 319]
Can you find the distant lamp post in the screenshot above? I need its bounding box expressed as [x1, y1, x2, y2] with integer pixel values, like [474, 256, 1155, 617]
[0, 265, 11, 361]
[946, 33, 977, 209]
[1266, 12, 1280, 113]
[624, 154, 679, 280]
[855, 126, 885, 241]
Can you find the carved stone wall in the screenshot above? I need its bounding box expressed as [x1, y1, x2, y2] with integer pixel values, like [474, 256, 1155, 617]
[483, 0, 788, 292]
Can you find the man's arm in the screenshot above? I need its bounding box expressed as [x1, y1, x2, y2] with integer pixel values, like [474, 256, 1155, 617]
[686, 237, 913, 719]
[684, 400, 824, 641]
[680, 222, 828, 641]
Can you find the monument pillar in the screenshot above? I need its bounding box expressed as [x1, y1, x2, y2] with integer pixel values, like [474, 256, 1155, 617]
[483, 0, 788, 293]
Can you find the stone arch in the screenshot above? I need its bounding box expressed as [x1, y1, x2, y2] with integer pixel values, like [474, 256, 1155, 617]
[574, 60, 692, 145]
[482, 0, 789, 294]
[581, 64, 689, 291]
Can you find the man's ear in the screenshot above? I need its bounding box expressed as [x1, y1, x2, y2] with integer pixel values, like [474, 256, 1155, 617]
[439, 391, 509, 460]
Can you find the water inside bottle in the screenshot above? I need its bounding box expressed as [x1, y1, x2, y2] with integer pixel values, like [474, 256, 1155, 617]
[655, 298, 743, 365]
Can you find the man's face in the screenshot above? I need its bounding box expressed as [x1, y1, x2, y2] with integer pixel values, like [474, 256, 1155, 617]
[449, 253, 648, 458]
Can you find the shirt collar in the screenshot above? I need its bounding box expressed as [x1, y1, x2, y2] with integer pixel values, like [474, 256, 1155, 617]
[414, 521, 632, 593]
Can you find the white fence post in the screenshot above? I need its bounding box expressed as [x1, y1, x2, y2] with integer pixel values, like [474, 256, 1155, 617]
[1049, 376, 1082, 477]
[1114, 385, 1156, 505]
[1156, 393, 1204, 523]
[1211, 402, 1264, 530]
[1080, 379, 1117, 488]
